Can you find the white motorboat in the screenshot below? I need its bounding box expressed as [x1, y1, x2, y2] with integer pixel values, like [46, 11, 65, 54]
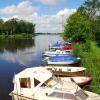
[10, 67, 100, 100]
[43, 50, 70, 57]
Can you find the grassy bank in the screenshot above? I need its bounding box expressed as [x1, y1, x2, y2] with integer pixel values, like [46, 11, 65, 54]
[73, 41, 100, 94]
[0, 34, 34, 39]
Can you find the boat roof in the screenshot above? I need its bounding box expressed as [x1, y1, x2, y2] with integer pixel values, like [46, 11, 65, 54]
[49, 56, 77, 62]
[15, 67, 52, 83]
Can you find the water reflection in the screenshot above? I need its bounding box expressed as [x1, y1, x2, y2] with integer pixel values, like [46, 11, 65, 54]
[0, 35, 62, 100]
[0, 35, 62, 66]
[0, 38, 34, 53]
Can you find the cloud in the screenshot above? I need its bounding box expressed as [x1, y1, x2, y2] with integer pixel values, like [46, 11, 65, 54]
[57, 8, 76, 16]
[0, 0, 38, 16]
[37, 0, 66, 5]
[35, 8, 76, 33]
[0, 1, 76, 33]
[0, 48, 36, 65]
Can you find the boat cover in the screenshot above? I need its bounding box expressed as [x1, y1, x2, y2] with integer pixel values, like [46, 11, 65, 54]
[49, 56, 77, 62]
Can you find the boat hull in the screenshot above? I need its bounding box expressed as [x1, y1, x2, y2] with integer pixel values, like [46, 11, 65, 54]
[47, 60, 77, 65]
[46, 66, 86, 77]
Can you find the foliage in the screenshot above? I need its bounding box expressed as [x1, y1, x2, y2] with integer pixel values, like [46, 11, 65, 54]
[93, 16, 100, 46]
[63, 0, 100, 94]
[78, 0, 100, 20]
[63, 11, 92, 42]
[0, 18, 35, 38]
[78, 0, 100, 46]
[0, 19, 4, 34]
[81, 42, 100, 94]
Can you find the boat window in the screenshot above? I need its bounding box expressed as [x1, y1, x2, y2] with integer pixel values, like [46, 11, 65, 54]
[34, 78, 40, 87]
[19, 78, 31, 88]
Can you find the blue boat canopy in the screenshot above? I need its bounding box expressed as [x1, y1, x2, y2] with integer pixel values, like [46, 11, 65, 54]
[49, 56, 77, 62]
[52, 42, 61, 47]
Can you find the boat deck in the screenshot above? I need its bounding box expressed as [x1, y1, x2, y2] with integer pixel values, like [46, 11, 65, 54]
[10, 90, 100, 100]
[10, 80, 100, 100]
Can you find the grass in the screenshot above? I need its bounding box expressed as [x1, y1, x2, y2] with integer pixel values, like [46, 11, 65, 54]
[73, 41, 100, 94]
[0, 34, 34, 39]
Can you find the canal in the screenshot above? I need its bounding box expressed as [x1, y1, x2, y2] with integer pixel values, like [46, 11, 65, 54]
[0, 35, 62, 100]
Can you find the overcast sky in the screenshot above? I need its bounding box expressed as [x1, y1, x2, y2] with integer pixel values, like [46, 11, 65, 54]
[0, 0, 85, 33]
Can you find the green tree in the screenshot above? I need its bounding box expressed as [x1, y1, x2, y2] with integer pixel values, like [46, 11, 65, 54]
[0, 18, 35, 38]
[94, 16, 100, 46]
[0, 19, 4, 35]
[78, 0, 100, 20]
[64, 11, 92, 42]
[78, 0, 100, 45]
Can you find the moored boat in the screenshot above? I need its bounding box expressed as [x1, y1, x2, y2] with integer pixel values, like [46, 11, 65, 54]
[43, 50, 70, 57]
[45, 66, 86, 76]
[58, 45, 72, 52]
[47, 55, 80, 65]
[10, 67, 100, 100]
[70, 76, 92, 86]
[49, 42, 61, 50]
[62, 76, 92, 87]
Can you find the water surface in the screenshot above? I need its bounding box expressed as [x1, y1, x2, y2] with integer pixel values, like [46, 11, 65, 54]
[0, 35, 62, 100]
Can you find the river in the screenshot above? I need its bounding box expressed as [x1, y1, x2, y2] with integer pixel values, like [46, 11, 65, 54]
[0, 35, 62, 100]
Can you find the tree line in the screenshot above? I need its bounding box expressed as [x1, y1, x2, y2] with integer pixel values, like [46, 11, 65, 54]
[63, 0, 100, 46]
[63, 0, 100, 93]
[0, 18, 35, 36]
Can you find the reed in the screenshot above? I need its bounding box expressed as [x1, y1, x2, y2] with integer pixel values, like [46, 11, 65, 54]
[73, 41, 100, 94]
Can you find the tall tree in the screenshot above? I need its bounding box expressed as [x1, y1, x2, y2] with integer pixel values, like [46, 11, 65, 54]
[63, 11, 92, 42]
[78, 0, 100, 20]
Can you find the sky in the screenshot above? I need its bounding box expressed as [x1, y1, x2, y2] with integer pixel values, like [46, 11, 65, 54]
[0, 0, 85, 33]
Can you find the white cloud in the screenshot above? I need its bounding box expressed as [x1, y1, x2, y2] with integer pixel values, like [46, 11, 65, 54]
[37, 0, 66, 5]
[57, 8, 76, 16]
[0, 48, 36, 65]
[0, 1, 76, 33]
[34, 8, 76, 33]
[0, 1, 38, 16]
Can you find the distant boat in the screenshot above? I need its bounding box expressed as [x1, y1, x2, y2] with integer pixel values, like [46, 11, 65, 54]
[47, 56, 80, 65]
[58, 45, 72, 52]
[49, 42, 61, 50]
[43, 50, 70, 57]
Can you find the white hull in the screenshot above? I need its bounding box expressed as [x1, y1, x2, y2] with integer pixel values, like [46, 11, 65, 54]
[48, 60, 75, 65]
[62, 76, 92, 86]
[43, 54, 69, 57]
[43, 50, 70, 57]
[10, 90, 100, 100]
[45, 66, 86, 73]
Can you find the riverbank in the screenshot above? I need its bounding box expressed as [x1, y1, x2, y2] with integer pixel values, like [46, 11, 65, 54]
[73, 41, 100, 94]
[0, 34, 34, 39]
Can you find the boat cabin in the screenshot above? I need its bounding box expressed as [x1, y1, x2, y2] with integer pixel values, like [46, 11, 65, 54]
[13, 67, 52, 98]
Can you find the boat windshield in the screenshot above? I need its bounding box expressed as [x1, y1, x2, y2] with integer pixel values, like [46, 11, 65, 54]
[41, 77, 57, 87]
